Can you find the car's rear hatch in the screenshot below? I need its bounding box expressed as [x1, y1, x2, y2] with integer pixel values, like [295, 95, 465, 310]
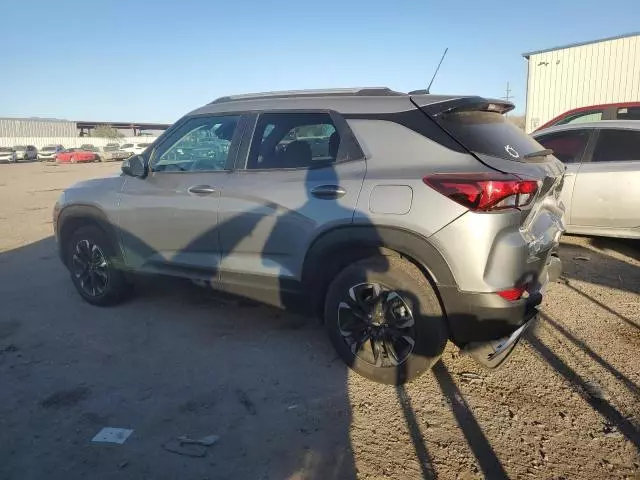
[412, 95, 566, 278]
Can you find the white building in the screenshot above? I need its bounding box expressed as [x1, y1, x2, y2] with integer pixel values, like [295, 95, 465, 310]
[523, 32, 640, 132]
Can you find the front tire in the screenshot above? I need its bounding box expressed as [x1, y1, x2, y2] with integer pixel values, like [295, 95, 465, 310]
[65, 225, 131, 306]
[324, 256, 447, 385]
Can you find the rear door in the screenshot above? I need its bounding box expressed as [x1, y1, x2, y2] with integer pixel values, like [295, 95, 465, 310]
[570, 128, 640, 228]
[534, 128, 593, 225]
[217, 111, 366, 300]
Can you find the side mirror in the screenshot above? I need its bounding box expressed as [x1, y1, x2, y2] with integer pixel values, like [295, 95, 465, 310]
[121, 155, 147, 178]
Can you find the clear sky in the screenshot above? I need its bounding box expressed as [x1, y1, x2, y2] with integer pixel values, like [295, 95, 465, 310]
[2, 0, 638, 123]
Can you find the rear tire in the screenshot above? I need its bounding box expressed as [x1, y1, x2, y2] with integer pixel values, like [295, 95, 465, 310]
[324, 256, 447, 385]
[65, 225, 132, 306]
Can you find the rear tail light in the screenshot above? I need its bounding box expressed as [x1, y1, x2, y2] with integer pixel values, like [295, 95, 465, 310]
[423, 173, 538, 211]
[496, 286, 527, 301]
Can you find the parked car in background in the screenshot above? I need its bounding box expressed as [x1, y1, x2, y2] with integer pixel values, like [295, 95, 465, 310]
[12, 145, 38, 161]
[533, 121, 640, 239]
[0, 147, 17, 163]
[535, 102, 640, 132]
[120, 142, 151, 156]
[38, 144, 65, 161]
[56, 147, 99, 164]
[54, 88, 565, 385]
[79, 144, 103, 161]
[101, 143, 131, 162]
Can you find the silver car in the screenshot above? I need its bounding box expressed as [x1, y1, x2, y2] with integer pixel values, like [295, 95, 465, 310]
[54, 88, 565, 384]
[533, 121, 640, 239]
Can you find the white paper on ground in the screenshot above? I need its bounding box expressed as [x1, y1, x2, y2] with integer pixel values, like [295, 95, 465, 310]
[91, 427, 134, 444]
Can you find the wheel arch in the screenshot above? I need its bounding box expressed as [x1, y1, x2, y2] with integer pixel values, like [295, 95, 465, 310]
[301, 225, 457, 316]
[57, 205, 123, 266]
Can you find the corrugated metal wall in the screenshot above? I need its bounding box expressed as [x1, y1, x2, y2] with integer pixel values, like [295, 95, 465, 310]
[525, 34, 640, 132]
[0, 118, 77, 137]
[0, 137, 158, 149]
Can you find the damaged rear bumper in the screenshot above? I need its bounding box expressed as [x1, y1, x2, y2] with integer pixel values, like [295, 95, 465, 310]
[440, 254, 562, 368]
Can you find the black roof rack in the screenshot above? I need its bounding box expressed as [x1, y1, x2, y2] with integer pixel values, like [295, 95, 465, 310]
[210, 87, 405, 104]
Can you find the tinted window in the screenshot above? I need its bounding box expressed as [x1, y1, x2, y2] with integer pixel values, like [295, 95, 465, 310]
[617, 107, 640, 121]
[247, 112, 339, 169]
[121, 144, 134, 148]
[436, 110, 545, 161]
[592, 129, 640, 162]
[558, 110, 603, 125]
[535, 130, 590, 164]
[153, 115, 239, 172]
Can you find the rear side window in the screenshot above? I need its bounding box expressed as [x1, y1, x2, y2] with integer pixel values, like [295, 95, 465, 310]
[246, 112, 340, 170]
[557, 110, 603, 125]
[436, 110, 545, 161]
[617, 107, 640, 121]
[535, 130, 590, 164]
[592, 129, 640, 162]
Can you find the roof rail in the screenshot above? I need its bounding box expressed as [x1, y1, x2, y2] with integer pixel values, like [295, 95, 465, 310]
[210, 87, 404, 104]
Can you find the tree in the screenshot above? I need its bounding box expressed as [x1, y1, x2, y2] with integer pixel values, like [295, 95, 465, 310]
[508, 115, 526, 130]
[91, 124, 124, 138]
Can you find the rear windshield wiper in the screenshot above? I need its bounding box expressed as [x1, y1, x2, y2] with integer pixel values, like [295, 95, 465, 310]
[524, 148, 553, 159]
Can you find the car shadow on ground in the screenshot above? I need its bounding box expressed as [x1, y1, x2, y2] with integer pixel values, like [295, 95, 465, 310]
[3, 230, 639, 478]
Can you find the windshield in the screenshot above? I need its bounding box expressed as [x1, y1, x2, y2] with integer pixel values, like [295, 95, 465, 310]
[0, 147, 14, 152]
[435, 110, 546, 162]
[42, 146, 57, 151]
[13, 145, 26, 150]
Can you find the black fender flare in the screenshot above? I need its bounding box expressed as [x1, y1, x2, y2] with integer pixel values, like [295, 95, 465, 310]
[301, 225, 457, 313]
[57, 204, 123, 264]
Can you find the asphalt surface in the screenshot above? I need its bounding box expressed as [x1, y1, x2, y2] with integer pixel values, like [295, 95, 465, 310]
[1, 162, 639, 479]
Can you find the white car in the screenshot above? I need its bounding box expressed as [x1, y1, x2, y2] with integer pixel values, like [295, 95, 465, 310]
[120, 142, 151, 156]
[12, 145, 38, 161]
[0, 147, 17, 162]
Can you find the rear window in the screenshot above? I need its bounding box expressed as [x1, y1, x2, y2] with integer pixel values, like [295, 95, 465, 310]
[436, 110, 545, 161]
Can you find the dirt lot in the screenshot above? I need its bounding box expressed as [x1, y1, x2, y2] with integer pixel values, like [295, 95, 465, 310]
[0, 162, 639, 479]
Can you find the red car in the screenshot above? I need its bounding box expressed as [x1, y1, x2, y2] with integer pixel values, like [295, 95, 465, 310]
[535, 101, 640, 131]
[56, 148, 99, 163]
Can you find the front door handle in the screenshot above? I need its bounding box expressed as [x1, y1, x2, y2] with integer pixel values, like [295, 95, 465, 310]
[311, 185, 346, 200]
[188, 185, 216, 195]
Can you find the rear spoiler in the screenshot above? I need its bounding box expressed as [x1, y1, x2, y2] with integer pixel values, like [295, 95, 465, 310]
[410, 96, 515, 117]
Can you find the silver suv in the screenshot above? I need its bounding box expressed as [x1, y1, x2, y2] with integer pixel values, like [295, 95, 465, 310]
[54, 88, 565, 384]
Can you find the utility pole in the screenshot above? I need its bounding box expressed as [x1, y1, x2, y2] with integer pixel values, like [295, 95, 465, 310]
[502, 82, 513, 116]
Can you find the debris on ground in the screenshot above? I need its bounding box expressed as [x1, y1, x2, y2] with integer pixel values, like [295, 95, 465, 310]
[573, 255, 591, 261]
[91, 427, 134, 444]
[162, 434, 219, 457]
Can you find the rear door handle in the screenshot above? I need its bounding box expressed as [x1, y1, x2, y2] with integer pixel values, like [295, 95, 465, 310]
[187, 185, 216, 195]
[311, 185, 346, 199]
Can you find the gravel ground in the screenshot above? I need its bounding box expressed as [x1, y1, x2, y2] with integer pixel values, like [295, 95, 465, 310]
[0, 162, 638, 479]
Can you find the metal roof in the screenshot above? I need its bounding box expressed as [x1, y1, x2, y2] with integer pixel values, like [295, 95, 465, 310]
[210, 87, 404, 104]
[192, 88, 471, 116]
[531, 120, 640, 136]
[522, 31, 640, 58]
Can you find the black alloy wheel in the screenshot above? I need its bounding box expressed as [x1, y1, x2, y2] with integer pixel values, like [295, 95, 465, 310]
[338, 282, 416, 367]
[71, 238, 110, 298]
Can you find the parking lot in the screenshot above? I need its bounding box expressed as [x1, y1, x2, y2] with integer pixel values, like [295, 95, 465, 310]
[0, 162, 638, 479]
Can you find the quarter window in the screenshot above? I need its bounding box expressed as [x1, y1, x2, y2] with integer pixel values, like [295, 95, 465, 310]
[536, 130, 590, 164]
[592, 129, 640, 162]
[153, 115, 239, 172]
[246, 112, 340, 170]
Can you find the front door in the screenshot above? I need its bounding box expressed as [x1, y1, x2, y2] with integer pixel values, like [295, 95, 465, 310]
[217, 111, 366, 302]
[117, 114, 243, 278]
[571, 128, 640, 228]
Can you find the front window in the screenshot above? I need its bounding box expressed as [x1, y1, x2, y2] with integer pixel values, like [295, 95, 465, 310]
[592, 129, 640, 162]
[153, 115, 239, 172]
